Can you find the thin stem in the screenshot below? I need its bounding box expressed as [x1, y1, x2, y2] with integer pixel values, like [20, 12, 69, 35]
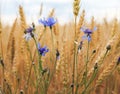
[72, 16, 77, 94]
[33, 37, 43, 71]
[15, 75, 20, 94]
[82, 69, 97, 94]
[50, 28, 55, 59]
[84, 41, 90, 88]
[50, 28, 54, 49]
[0, 32, 4, 91]
[38, 28, 46, 42]
[0, 32, 4, 60]
[75, 51, 79, 94]
[33, 37, 44, 94]
[82, 48, 110, 94]
[46, 58, 57, 92]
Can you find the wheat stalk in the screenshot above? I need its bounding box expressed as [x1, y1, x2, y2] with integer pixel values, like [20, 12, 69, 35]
[6, 18, 17, 65]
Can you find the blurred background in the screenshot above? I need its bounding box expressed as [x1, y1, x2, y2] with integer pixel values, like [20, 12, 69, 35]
[0, 0, 120, 25]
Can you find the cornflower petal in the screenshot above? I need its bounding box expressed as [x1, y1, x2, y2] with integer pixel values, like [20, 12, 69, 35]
[39, 17, 57, 27]
[88, 35, 91, 42]
[23, 33, 32, 41]
[37, 43, 49, 56]
[93, 27, 97, 31]
[81, 26, 97, 41]
[26, 27, 33, 33]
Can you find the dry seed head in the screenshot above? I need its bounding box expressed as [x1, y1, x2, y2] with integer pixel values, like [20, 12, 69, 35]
[61, 43, 70, 90]
[6, 18, 17, 65]
[77, 10, 85, 39]
[19, 5, 27, 30]
[39, 3, 43, 16]
[78, 10, 85, 29]
[103, 17, 108, 27]
[111, 18, 118, 38]
[73, 0, 80, 17]
[90, 16, 95, 30]
[7, 18, 17, 50]
[53, 22, 59, 37]
[96, 24, 101, 42]
[95, 35, 117, 66]
[4, 71, 13, 87]
[49, 8, 55, 17]
[95, 61, 116, 87]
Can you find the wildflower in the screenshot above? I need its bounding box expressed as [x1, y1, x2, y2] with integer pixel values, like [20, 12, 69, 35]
[80, 26, 97, 41]
[56, 49, 60, 59]
[23, 33, 32, 41]
[38, 18, 47, 27]
[25, 26, 33, 33]
[24, 23, 36, 41]
[38, 17, 57, 29]
[38, 43, 49, 56]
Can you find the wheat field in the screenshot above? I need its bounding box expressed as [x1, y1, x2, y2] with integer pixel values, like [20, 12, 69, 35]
[0, 0, 120, 94]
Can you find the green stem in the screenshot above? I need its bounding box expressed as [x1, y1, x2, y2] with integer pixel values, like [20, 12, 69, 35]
[33, 37, 43, 94]
[82, 48, 110, 94]
[33, 37, 43, 71]
[82, 69, 98, 94]
[84, 41, 90, 89]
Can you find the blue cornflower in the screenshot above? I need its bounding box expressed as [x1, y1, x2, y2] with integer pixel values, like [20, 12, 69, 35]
[38, 43, 49, 56]
[24, 24, 36, 41]
[25, 27, 34, 33]
[80, 26, 97, 41]
[38, 17, 57, 28]
[23, 33, 32, 41]
[38, 18, 48, 27]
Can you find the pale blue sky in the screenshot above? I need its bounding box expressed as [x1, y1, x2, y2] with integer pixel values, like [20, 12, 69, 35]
[0, 0, 120, 25]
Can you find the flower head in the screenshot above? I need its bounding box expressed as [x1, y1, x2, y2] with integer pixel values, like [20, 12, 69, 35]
[23, 33, 32, 41]
[38, 18, 48, 27]
[39, 17, 57, 28]
[25, 27, 34, 33]
[38, 43, 49, 56]
[80, 26, 97, 41]
[46, 17, 57, 27]
[24, 23, 36, 41]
